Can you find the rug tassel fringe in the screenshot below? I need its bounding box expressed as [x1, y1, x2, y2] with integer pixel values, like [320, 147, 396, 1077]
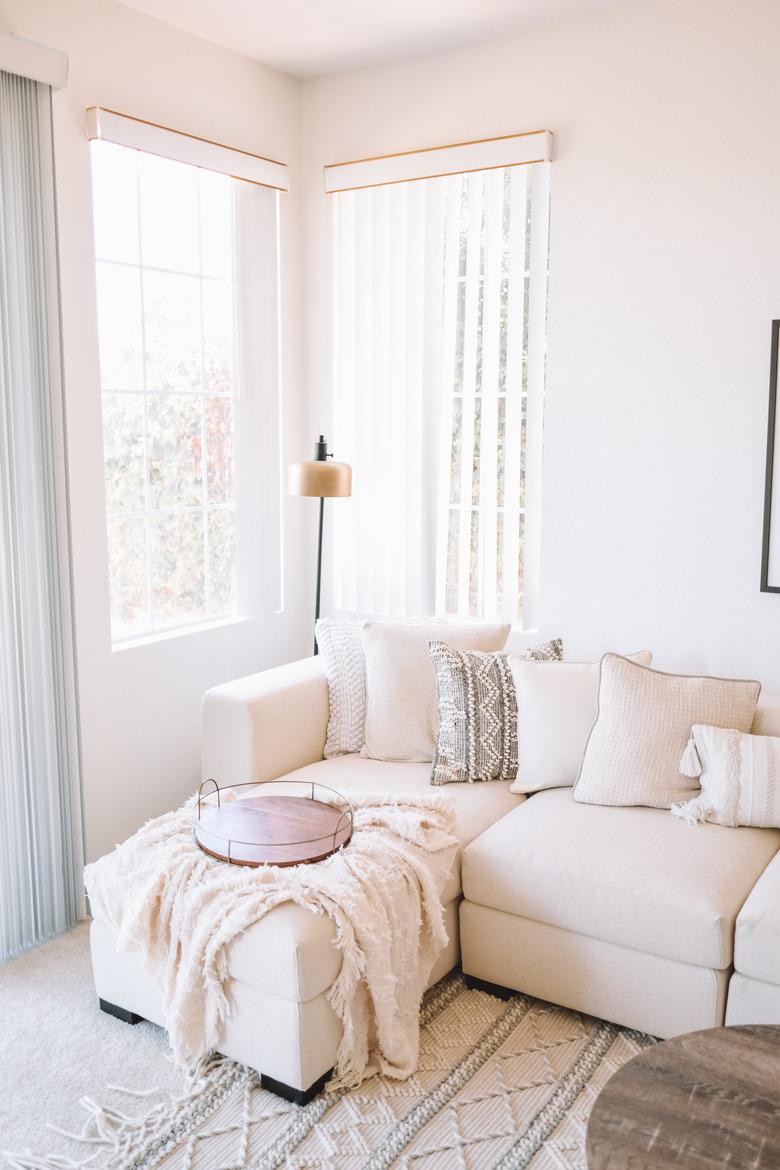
[2, 1056, 229, 1170]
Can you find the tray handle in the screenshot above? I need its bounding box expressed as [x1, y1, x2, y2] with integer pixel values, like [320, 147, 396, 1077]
[197, 778, 221, 819]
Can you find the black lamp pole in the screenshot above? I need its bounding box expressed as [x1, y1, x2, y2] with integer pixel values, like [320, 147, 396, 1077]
[289, 434, 349, 657]
[313, 435, 328, 656]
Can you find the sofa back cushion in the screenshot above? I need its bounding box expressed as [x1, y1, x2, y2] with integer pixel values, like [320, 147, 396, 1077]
[574, 654, 761, 809]
[361, 621, 510, 763]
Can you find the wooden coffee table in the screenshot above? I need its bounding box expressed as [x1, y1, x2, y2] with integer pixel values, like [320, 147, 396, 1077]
[586, 1024, 780, 1169]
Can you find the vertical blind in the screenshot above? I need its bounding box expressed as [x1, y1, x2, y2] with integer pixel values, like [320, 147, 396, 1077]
[332, 160, 550, 625]
[0, 70, 82, 961]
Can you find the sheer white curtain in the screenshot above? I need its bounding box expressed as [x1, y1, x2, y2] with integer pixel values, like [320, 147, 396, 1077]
[332, 179, 445, 618]
[331, 162, 549, 625]
[0, 69, 83, 961]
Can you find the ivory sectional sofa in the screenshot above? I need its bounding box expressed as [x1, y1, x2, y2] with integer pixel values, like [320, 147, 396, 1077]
[90, 653, 780, 1102]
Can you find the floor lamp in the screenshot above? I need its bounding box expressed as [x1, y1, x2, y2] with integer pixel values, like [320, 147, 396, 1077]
[288, 435, 352, 655]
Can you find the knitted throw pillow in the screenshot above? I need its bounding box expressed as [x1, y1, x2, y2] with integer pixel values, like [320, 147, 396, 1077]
[429, 638, 563, 785]
[315, 618, 366, 758]
[574, 655, 761, 809]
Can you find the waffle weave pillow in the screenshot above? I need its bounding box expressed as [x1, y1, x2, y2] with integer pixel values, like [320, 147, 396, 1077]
[361, 621, 511, 763]
[315, 618, 366, 758]
[671, 725, 780, 828]
[429, 638, 563, 785]
[574, 654, 761, 809]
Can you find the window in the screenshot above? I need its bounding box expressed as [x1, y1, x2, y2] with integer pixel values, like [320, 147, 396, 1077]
[90, 139, 282, 644]
[331, 152, 549, 626]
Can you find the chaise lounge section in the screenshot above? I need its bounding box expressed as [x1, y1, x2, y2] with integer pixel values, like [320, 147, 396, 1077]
[91, 656, 523, 1100]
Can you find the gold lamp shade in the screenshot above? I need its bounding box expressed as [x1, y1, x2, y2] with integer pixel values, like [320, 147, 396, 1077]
[287, 459, 351, 498]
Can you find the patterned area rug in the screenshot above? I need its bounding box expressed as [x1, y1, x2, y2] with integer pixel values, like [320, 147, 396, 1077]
[3, 974, 655, 1170]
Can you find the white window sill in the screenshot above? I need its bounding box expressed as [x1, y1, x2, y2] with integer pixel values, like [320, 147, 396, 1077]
[111, 612, 280, 653]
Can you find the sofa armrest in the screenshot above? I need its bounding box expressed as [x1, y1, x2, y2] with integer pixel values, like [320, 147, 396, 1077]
[201, 656, 328, 785]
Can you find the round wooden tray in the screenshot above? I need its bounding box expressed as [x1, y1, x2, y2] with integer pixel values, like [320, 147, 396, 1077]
[193, 779, 353, 868]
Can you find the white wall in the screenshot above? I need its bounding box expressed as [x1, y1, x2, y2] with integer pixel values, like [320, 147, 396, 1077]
[300, 0, 780, 690]
[0, 0, 313, 860]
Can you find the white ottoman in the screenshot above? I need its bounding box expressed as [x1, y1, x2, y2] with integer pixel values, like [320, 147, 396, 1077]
[90, 754, 522, 1102]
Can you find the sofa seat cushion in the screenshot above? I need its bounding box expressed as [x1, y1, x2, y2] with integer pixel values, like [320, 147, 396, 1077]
[226, 755, 523, 1001]
[461, 788, 780, 969]
[278, 755, 523, 904]
[734, 851, 780, 985]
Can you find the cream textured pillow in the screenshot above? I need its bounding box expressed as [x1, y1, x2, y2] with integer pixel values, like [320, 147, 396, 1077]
[429, 638, 563, 785]
[671, 725, 780, 828]
[361, 621, 510, 763]
[509, 651, 653, 794]
[574, 655, 761, 809]
[315, 618, 366, 758]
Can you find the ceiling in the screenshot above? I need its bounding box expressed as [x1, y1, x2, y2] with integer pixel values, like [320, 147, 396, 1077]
[118, 0, 639, 79]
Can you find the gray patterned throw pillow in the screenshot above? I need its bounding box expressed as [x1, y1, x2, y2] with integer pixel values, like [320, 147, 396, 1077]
[429, 637, 563, 784]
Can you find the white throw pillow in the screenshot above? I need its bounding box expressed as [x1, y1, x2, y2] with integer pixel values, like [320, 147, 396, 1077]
[361, 621, 511, 763]
[573, 655, 761, 809]
[429, 638, 563, 785]
[509, 651, 653, 794]
[671, 724, 780, 828]
[315, 618, 366, 758]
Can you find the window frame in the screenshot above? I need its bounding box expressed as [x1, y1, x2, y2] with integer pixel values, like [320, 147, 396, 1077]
[88, 128, 285, 647]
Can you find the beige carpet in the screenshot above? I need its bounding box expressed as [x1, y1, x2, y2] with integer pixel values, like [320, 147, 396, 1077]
[0, 923, 181, 1158]
[0, 924, 654, 1170]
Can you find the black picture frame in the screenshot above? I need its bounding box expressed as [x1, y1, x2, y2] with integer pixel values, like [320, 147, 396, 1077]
[761, 319, 780, 592]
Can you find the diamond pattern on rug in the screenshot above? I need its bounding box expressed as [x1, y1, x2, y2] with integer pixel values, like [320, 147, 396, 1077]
[525, 1030, 654, 1170]
[4, 975, 655, 1170]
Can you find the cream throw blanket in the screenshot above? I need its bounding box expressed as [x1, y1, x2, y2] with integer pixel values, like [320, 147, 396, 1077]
[85, 789, 457, 1090]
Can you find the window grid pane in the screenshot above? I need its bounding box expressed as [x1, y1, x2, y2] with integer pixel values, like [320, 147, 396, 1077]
[92, 141, 238, 643]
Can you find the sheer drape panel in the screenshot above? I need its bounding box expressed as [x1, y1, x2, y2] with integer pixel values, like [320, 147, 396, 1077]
[0, 70, 82, 961]
[332, 162, 549, 624]
[478, 170, 505, 620]
[333, 180, 445, 617]
[502, 167, 529, 623]
[233, 183, 283, 616]
[434, 175, 463, 617]
[521, 163, 551, 630]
